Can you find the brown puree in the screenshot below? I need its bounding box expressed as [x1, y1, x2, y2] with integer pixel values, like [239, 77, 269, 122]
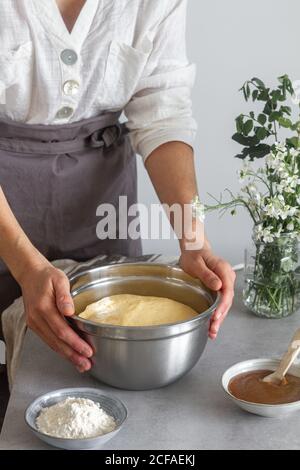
[228, 370, 300, 405]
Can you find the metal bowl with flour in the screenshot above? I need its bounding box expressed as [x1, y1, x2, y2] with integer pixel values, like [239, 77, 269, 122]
[68, 262, 219, 390]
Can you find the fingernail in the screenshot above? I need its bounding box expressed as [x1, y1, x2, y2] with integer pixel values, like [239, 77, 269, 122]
[211, 278, 221, 289]
[61, 302, 73, 309]
[81, 347, 93, 358]
[80, 359, 91, 371]
[76, 365, 85, 373]
[61, 303, 74, 315]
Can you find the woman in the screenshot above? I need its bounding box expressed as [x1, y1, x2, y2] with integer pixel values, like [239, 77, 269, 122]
[0, 0, 235, 373]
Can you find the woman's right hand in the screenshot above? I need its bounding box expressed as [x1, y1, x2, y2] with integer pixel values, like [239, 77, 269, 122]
[19, 261, 93, 372]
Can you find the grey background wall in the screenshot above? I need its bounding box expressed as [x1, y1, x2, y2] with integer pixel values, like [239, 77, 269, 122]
[137, 0, 300, 264]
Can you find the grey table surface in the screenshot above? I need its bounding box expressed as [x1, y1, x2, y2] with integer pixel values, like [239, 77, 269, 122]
[1, 273, 300, 450]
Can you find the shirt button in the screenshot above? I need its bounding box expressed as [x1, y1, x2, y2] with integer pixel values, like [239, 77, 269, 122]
[60, 49, 78, 65]
[63, 80, 80, 96]
[55, 106, 74, 119]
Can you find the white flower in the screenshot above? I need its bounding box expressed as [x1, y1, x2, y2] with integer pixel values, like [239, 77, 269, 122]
[262, 228, 275, 243]
[277, 175, 298, 194]
[290, 147, 299, 157]
[266, 154, 286, 174]
[286, 206, 297, 217]
[247, 183, 257, 194]
[254, 225, 275, 243]
[278, 170, 290, 180]
[237, 163, 251, 182]
[253, 192, 262, 204]
[274, 224, 283, 238]
[275, 142, 287, 153]
[287, 221, 294, 231]
[276, 183, 284, 194]
[262, 194, 298, 221]
[263, 197, 282, 219]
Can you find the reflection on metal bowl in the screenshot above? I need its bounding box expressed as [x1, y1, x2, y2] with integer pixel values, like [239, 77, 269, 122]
[68, 262, 219, 390]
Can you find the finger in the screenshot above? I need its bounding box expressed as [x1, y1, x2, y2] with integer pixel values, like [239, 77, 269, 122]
[42, 305, 93, 358]
[212, 261, 235, 316]
[193, 257, 222, 291]
[209, 279, 234, 338]
[209, 306, 230, 338]
[29, 315, 91, 371]
[53, 273, 75, 316]
[214, 276, 235, 319]
[212, 259, 236, 289]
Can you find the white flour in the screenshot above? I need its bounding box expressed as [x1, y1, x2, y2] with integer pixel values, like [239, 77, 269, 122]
[36, 397, 116, 439]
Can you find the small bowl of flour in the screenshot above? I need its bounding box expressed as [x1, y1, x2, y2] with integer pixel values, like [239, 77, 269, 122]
[25, 387, 127, 450]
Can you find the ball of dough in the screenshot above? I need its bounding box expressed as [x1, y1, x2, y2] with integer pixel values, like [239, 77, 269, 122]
[78, 294, 198, 326]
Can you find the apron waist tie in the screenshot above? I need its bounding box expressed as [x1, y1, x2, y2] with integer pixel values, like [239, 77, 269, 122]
[0, 112, 126, 155]
[90, 123, 124, 149]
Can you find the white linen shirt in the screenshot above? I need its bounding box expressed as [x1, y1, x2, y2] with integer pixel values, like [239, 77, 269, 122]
[0, 0, 197, 161]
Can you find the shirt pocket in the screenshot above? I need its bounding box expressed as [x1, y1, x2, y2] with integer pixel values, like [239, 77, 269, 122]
[0, 42, 33, 106]
[99, 36, 153, 109]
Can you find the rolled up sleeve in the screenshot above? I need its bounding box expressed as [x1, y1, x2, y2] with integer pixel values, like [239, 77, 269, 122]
[124, 0, 197, 163]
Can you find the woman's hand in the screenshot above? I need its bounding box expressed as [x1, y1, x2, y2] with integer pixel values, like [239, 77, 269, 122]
[19, 262, 93, 372]
[179, 248, 236, 339]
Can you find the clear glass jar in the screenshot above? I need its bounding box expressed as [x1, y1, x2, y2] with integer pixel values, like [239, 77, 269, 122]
[243, 234, 300, 318]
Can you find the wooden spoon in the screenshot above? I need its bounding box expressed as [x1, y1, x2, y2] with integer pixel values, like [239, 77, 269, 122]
[263, 328, 300, 385]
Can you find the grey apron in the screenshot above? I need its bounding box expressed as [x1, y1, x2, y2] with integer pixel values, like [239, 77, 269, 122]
[0, 112, 142, 320]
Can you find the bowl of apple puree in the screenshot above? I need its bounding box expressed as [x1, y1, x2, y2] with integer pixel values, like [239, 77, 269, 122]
[228, 369, 300, 405]
[222, 358, 300, 417]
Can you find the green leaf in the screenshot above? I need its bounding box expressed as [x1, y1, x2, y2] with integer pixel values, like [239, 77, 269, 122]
[257, 114, 267, 125]
[251, 77, 266, 88]
[257, 88, 270, 101]
[239, 82, 251, 101]
[250, 111, 255, 119]
[278, 75, 294, 94]
[247, 143, 271, 160]
[241, 85, 248, 102]
[286, 136, 300, 148]
[278, 117, 293, 128]
[232, 133, 259, 146]
[269, 111, 281, 122]
[278, 74, 288, 84]
[263, 102, 272, 115]
[252, 89, 259, 101]
[243, 119, 253, 135]
[235, 147, 251, 159]
[280, 105, 292, 115]
[246, 83, 251, 99]
[277, 93, 286, 102]
[291, 121, 300, 132]
[235, 114, 244, 133]
[271, 89, 282, 104]
[256, 127, 267, 140]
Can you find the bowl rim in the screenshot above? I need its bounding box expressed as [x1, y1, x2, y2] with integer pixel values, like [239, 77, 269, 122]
[69, 262, 220, 330]
[24, 387, 128, 442]
[222, 358, 300, 409]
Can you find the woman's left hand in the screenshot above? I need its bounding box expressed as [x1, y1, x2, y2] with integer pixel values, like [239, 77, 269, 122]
[179, 248, 236, 339]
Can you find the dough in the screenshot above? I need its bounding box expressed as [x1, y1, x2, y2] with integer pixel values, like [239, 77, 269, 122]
[78, 294, 198, 326]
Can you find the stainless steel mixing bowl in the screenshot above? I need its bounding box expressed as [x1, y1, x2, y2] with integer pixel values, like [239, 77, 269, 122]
[68, 262, 219, 390]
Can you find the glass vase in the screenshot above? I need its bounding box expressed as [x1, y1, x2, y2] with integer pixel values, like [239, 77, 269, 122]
[243, 234, 300, 318]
